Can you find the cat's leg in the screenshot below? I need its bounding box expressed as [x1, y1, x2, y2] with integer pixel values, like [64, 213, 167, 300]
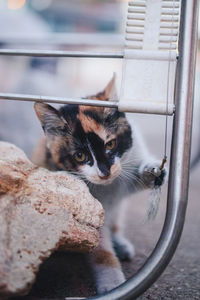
[112, 229, 135, 261]
[111, 200, 135, 261]
[129, 130, 167, 190]
[138, 160, 166, 189]
[89, 226, 125, 294]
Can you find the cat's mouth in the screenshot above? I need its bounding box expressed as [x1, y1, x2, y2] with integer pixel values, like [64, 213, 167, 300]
[98, 176, 116, 185]
[88, 171, 121, 185]
[89, 176, 117, 185]
[80, 162, 121, 185]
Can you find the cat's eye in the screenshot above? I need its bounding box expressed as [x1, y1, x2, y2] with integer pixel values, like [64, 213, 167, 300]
[74, 151, 87, 163]
[105, 139, 116, 152]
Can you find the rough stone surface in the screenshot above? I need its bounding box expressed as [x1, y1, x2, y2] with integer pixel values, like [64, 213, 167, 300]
[0, 142, 104, 299]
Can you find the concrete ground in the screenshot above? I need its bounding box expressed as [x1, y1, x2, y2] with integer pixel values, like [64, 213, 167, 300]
[11, 163, 200, 300]
[1, 102, 199, 300]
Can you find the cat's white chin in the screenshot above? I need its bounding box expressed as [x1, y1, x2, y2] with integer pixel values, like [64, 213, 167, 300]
[81, 160, 122, 185]
[88, 174, 119, 185]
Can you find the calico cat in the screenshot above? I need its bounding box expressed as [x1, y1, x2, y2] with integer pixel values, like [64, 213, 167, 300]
[33, 76, 166, 294]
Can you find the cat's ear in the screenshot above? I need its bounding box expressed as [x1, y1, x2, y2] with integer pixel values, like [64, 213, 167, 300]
[89, 73, 118, 101]
[103, 73, 118, 101]
[34, 102, 66, 135]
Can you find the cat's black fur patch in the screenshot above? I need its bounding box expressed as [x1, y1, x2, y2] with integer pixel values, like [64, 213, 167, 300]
[87, 132, 112, 176]
[83, 110, 103, 125]
[59, 104, 79, 122]
[116, 127, 133, 158]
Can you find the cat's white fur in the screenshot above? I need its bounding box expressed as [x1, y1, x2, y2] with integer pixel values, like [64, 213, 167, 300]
[87, 116, 163, 294]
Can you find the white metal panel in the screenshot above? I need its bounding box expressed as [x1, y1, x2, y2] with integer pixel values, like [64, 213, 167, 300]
[119, 0, 181, 114]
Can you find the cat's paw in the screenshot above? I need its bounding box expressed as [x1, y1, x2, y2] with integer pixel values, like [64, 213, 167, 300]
[96, 267, 125, 294]
[139, 162, 167, 188]
[113, 235, 135, 261]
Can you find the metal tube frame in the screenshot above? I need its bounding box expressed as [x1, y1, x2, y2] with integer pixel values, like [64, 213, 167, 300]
[0, 49, 124, 59]
[0, 93, 118, 109]
[0, 93, 174, 116]
[85, 1, 198, 299]
[0, 1, 198, 299]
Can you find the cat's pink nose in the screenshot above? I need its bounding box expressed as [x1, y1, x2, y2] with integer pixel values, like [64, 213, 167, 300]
[99, 175, 110, 180]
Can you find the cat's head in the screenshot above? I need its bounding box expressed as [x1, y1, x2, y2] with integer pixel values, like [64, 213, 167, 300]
[34, 75, 132, 185]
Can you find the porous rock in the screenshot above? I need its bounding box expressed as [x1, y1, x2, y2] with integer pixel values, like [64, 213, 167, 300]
[0, 141, 104, 299]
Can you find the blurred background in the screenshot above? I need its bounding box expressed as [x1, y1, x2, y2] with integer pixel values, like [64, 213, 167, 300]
[0, 1, 200, 299]
[0, 0, 126, 154]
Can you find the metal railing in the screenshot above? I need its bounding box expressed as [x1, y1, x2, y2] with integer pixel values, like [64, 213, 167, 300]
[0, 48, 175, 115]
[0, 48, 124, 58]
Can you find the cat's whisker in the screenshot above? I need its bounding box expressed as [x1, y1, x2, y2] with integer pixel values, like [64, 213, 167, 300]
[121, 164, 137, 172]
[121, 163, 139, 171]
[119, 171, 135, 187]
[118, 172, 139, 192]
[70, 171, 87, 181]
[117, 173, 130, 189]
[120, 168, 146, 189]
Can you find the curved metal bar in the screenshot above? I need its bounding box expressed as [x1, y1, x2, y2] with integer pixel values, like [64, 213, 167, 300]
[78, 1, 198, 299]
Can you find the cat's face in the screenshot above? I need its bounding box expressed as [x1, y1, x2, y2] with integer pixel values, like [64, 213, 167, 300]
[34, 77, 132, 185]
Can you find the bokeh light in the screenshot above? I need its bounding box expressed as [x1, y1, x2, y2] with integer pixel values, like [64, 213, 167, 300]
[8, 0, 26, 10]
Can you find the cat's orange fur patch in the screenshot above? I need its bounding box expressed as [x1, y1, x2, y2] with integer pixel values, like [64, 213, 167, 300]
[78, 111, 100, 133]
[48, 137, 67, 168]
[93, 249, 120, 268]
[110, 162, 121, 177]
[78, 111, 107, 140]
